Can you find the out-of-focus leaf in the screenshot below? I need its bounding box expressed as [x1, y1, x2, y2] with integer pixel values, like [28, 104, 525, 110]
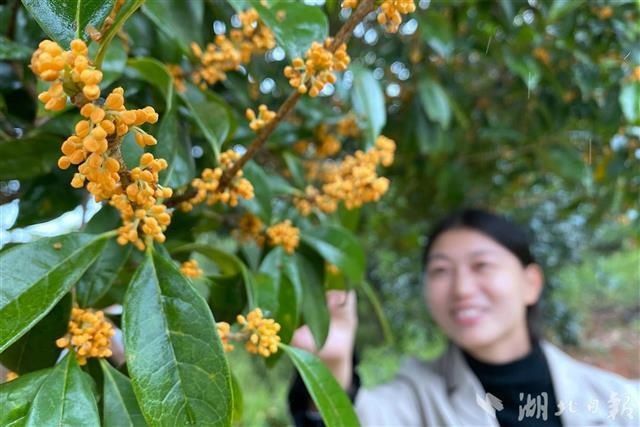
[76, 239, 132, 308]
[0, 233, 107, 352]
[504, 53, 541, 91]
[13, 171, 84, 228]
[418, 77, 451, 129]
[0, 134, 63, 180]
[538, 144, 586, 184]
[150, 108, 195, 188]
[25, 353, 100, 426]
[0, 369, 51, 426]
[21, 0, 116, 47]
[0, 294, 70, 374]
[245, 0, 329, 60]
[0, 36, 32, 60]
[418, 13, 454, 58]
[351, 65, 386, 147]
[100, 360, 147, 427]
[619, 82, 639, 123]
[100, 38, 128, 87]
[123, 250, 232, 426]
[181, 83, 232, 160]
[280, 344, 360, 427]
[548, 0, 584, 21]
[301, 224, 365, 283]
[295, 253, 329, 349]
[230, 371, 243, 423]
[125, 57, 174, 110]
[142, 0, 203, 51]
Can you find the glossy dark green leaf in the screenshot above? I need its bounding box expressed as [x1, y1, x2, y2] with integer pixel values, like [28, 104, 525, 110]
[76, 239, 132, 308]
[95, 0, 145, 68]
[125, 58, 174, 110]
[100, 38, 128, 87]
[25, 353, 100, 426]
[0, 368, 51, 427]
[21, 0, 116, 47]
[14, 171, 84, 228]
[243, 161, 274, 222]
[351, 65, 386, 147]
[149, 108, 195, 188]
[173, 243, 256, 307]
[0, 294, 70, 374]
[280, 344, 360, 427]
[207, 274, 248, 324]
[181, 83, 232, 160]
[0, 233, 108, 352]
[301, 224, 365, 283]
[0, 36, 32, 60]
[123, 250, 232, 426]
[247, 0, 329, 60]
[418, 13, 454, 58]
[100, 360, 147, 427]
[142, 0, 203, 52]
[418, 76, 451, 130]
[295, 253, 329, 349]
[0, 134, 63, 180]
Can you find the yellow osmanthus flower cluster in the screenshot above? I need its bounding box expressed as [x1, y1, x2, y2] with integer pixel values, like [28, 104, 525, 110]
[266, 220, 300, 254]
[284, 38, 350, 97]
[166, 64, 187, 93]
[336, 114, 361, 138]
[31, 39, 102, 110]
[314, 124, 342, 158]
[56, 307, 115, 366]
[31, 39, 172, 252]
[232, 212, 266, 246]
[181, 149, 254, 211]
[237, 308, 281, 357]
[216, 321, 234, 352]
[341, 0, 416, 33]
[191, 8, 275, 88]
[293, 185, 337, 216]
[246, 104, 276, 132]
[295, 135, 396, 215]
[180, 259, 203, 278]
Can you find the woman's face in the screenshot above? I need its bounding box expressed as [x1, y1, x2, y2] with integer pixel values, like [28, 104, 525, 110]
[424, 228, 543, 358]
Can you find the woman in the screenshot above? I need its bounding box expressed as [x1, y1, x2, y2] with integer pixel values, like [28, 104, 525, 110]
[290, 209, 639, 426]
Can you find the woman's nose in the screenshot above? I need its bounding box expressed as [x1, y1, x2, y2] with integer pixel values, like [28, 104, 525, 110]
[452, 267, 476, 297]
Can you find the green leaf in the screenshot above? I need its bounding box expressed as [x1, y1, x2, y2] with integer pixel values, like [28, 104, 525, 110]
[538, 144, 586, 184]
[21, 0, 116, 47]
[549, 0, 584, 21]
[100, 360, 147, 427]
[418, 13, 454, 58]
[25, 353, 100, 427]
[295, 253, 329, 349]
[418, 77, 452, 129]
[0, 134, 63, 180]
[150, 108, 196, 188]
[230, 371, 243, 423]
[351, 65, 386, 147]
[619, 82, 639, 123]
[76, 239, 132, 308]
[142, 0, 203, 52]
[0, 36, 32, 60]
[125, 58, 174, 110]
[301, 224, 365, 283]
[14, 171, 84, 228]
[0, 294, 70, 374]
[100, 38, 128, 87]
[95, 0, 144, 68]
[280, 344, 360, 427]
[181, 83, 232, 160]
[246, 0, 329, 60]
[123, 250, 232, 426]
[0, 368, 51, 427]
[0, 233, 108, 352]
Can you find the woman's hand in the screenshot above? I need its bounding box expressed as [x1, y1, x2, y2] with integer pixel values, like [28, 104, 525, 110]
[291, 290, 358, 389]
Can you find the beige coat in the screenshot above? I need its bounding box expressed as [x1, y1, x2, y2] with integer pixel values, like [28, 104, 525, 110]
[355, 341, 640, 426]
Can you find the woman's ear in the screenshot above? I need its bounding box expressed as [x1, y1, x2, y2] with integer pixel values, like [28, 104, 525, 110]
[523, 263, 544, 305]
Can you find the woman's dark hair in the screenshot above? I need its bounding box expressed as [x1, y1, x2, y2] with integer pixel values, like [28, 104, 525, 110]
[422, 208, 542, 340]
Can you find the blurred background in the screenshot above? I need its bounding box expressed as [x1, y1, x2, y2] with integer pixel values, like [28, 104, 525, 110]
[1, 0, 638, 424]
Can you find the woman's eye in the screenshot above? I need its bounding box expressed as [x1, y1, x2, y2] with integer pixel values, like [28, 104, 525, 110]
[472, 262, 490, 271]
[428, 267, 448, 276]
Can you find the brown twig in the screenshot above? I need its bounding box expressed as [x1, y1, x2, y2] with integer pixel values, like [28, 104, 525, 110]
[216, 0, 377, 191]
